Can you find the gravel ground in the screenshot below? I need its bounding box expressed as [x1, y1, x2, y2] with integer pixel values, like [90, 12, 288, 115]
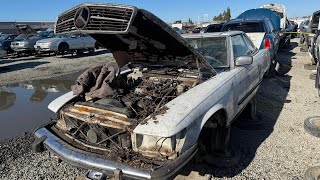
[0, 39, 320, 179]
[0, 50, 114, 86]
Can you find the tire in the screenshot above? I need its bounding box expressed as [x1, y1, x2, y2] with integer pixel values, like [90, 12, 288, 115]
[316, 62, 320, 97]
[88, 48, 95, 53]
[300, 36, 305, 44]
[310, 72, 316, 80]
[242, 96, 257, 120]
[305, 166, 320, 180]
[304, 116, 320, 138]
[198, 112, 240, 168]
[58, 43, 69, 56]
[304, 64, 316, 70]
[204, 146, 240, 168]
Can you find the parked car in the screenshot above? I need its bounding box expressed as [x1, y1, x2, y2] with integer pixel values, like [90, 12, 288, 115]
[172, 27, 186, 34]
[289, 20, 298, 38]
[308, 11, 320, 64]
[10, 31, 55, 55]
[260, 3, 292, 48]
[33, 3, 270, 179]
[34, 34, 96, 55]
[1, 24, 37, 53]
[200, 23, 224, 33]
[300, 19, 311, 44]
[222, 18, 279, 63]
[0, 34, 17, 43]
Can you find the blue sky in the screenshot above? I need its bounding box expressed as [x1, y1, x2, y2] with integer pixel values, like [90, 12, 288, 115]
[1, 0, 319, 22]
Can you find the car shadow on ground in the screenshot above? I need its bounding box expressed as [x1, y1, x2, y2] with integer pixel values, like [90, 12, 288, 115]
[0, 61, 49, 73]
[55, 49, 110, 59]
[179, 43, 296, 178]
[0, 57, 41, 65]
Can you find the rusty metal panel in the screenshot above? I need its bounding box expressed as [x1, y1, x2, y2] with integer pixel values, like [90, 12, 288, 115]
[63, 104, 135, 130]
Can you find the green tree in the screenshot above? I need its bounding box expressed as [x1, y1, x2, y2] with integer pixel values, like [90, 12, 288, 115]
[213, 7, 231, 21]
[225, 7, 231, 20]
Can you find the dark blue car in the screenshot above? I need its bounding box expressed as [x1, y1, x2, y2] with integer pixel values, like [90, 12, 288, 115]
[221, 18, 280, 62]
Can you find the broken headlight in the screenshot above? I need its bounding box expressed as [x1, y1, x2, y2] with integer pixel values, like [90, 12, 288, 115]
[132, 129, 186, 159]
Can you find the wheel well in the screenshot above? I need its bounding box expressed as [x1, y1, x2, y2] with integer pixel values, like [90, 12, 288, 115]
[58, 42, 69, 49]
[198, 109, 228, 152]
[204, 109, 227, 128]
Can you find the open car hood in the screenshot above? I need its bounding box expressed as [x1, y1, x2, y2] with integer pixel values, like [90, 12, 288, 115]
[55, 3, 214, 72]
[15, 24, 37, 35]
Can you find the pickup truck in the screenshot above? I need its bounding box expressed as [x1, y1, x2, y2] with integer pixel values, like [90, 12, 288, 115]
[33, 3, 270, 179]
[34, 34, 96, 55]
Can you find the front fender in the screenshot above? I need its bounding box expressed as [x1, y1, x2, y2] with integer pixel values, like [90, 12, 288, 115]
[48, 91, 78, 113]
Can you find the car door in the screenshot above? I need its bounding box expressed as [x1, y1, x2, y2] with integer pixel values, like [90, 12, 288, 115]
[82, 34, 94, 48]
[232, 34, 259, 111]
[68, 34, 82, 50]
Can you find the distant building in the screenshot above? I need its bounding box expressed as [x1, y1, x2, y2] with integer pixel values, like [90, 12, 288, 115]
[0, 21, 55, 34]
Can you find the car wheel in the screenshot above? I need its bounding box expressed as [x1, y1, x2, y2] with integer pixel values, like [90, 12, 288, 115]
[243, 96, 257, 120]
[300, 37, 305, 44]
[304, 116, 320, 138]
[88, 48, 95, 53]
[305, 166, 320, 180]
[198, 112, 240, 168]
[311, 56, 317, 65]
[316, 62, 320, 97]
[58, 43, 69, 57]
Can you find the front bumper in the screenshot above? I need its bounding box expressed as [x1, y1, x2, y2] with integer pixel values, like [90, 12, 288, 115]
[34, 44, 57, 52]
[11, 46, 34, 52]
[34, 126, 197, 179]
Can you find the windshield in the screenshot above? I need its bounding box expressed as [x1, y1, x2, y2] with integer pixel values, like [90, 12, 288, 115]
[185, 36, 228, 68]
[30, 31, 50, 39]
[14, 34, 31, 40]
[0, 35, 8, 40]
[57, 34, 69, 38]
[222, 22, 265, 32]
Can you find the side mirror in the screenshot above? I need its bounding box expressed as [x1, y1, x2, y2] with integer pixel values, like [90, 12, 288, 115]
[235, 56, 253, 66]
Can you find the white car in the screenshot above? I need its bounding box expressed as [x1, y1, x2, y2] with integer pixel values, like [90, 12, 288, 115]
[33, 3, 270, 179]
[34, 34, 96, 54]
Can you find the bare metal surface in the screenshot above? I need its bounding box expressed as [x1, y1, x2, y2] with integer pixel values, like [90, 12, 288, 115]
[34, 127, 152, 179]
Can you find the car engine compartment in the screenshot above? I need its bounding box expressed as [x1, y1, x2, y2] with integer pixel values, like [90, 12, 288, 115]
[52, 66, 199, 168]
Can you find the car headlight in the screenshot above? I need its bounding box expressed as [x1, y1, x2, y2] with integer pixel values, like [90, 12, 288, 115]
[132, 129, 186, 159]
[43, 42, 53, 45]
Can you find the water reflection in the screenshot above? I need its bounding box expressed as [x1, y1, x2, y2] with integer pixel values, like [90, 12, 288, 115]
[0, 78, 73, 141]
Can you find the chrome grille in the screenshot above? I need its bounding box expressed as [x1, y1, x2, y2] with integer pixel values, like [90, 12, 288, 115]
[55, 4, 136, 34]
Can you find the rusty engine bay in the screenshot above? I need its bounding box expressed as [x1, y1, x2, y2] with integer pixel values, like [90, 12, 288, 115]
[52, 66, 200, 168]
[49, 3, 216, 169]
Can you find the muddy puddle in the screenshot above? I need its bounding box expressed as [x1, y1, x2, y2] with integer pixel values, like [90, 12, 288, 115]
[0, 78, 74, 141]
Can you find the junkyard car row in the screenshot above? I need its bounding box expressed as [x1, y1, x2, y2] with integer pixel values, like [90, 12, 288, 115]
[0, 1, 319, 180]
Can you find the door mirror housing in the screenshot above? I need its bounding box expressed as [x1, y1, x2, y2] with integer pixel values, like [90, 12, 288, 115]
[235, 56, 253, 66]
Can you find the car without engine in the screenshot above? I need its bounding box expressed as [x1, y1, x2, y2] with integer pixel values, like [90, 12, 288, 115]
[33, 3, 271, 179]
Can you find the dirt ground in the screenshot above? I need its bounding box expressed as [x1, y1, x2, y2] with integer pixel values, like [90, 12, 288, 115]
[0, 39, 320, 179]
[0, 50, 114, 86]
